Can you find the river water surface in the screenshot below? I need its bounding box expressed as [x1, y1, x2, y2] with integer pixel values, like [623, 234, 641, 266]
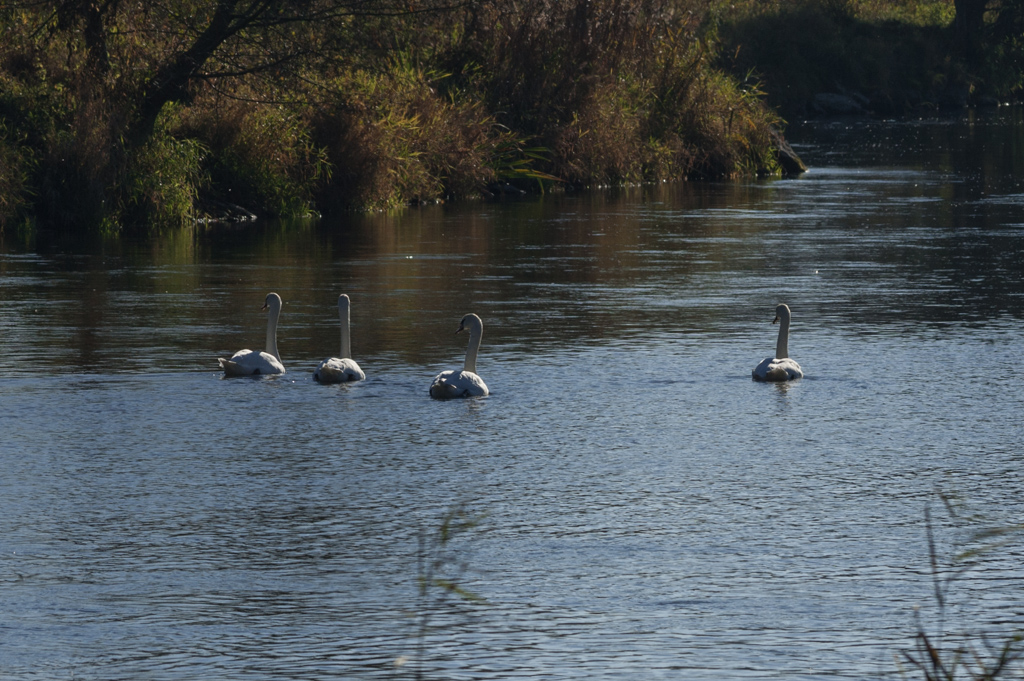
[2, 110, 1024, 680]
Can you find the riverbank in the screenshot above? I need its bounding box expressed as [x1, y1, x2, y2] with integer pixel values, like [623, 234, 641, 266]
[1, 0, 1020, 232]
[0, 1, 792, 231]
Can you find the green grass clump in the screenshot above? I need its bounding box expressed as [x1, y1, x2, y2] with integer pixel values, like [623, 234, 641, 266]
[121, 127, 207, 229]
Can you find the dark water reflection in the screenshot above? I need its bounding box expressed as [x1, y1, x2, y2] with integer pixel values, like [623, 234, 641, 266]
[2, 109, 1024, 681]
[4, 198, 1023, 371]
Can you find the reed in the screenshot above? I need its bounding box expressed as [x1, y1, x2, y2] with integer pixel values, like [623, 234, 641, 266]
[310, 57, 534, 211]
[120, 128, 207, 229]
[900, 494, 1024, 680]
[446, 0, 785, 185]
[401, 504, 486, 680]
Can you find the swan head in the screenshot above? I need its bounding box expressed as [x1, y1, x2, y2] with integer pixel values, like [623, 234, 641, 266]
[455, 313, 483, 335]
[773, 303, 791, 324]
[337, 294, 351, 311]
[262, 292, 283, 313]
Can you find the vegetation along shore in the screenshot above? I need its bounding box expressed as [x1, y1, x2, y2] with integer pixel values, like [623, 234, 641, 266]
[0, 0, 1021, 232]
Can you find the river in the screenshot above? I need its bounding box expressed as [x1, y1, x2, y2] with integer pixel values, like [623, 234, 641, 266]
[1, 108, 1023, 680]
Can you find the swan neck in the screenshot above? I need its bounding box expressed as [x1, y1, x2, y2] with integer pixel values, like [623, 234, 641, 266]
[775, 316, 790, 359]
[266, 303, 282, 362]
[464, 325, 482, 374]
[339, 303, 352, 359]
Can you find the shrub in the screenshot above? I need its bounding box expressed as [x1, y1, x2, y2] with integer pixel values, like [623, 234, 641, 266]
[716, 0, 954, 116]
[0, 0, 796, 228]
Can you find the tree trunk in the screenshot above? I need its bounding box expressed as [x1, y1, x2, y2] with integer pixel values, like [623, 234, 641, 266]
[952, 0, 989, 62]
[126, 1, 241, 148]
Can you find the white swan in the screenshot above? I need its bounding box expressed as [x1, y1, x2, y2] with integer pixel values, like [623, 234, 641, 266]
[218, 292, 287, 376]
[314, 294, 365, 383]
[752, 303, 803, 381]
[429, 313, 489, 398]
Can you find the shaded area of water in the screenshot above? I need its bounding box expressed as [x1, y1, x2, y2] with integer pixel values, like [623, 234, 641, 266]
[2, 108, 1024, 680]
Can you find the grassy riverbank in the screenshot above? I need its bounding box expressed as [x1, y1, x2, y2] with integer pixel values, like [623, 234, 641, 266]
[0, 0, 786, 231]
[0, 0, 1020, 231]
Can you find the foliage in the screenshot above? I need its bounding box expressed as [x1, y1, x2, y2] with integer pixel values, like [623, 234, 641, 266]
[444, 0, 784, 184]
[310, 59, 520, 211]
[0, 0, 794, 231]
[121, 127, 207, 229]
[974, 0, 1024, 96]
[176, 95, 327, 217]
[727, 0, 955, 26]
[7, 0, 1024, 230]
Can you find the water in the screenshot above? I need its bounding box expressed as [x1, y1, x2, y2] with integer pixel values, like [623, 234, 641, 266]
[2, 109, 1024, 680]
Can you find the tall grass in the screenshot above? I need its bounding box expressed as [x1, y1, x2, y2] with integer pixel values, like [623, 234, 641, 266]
[446, 0, 785, 184]
[900, 494, 1024, 680]
[310, 59, 519, 211]
[121, 126, 207, 230]
[176, 94, 328, 218]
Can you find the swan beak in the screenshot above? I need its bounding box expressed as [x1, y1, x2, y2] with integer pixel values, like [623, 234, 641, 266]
[455, 323, 466, 335]
[772, 315, 780, 324]
[261, 302, 269, 311]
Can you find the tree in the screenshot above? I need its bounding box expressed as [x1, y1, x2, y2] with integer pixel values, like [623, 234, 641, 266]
[18, 1, 462, 147]
[0, 0, 466, 225]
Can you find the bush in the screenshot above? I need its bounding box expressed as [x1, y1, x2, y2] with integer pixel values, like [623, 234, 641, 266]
[120, 127, 207, 229]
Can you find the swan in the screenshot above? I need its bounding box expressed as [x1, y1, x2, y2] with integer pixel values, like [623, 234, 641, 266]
[314, 294, 365, 383]
[752, 303, 804, 381]
[429, 313, 489, 398]
[218, 292, 287, 376]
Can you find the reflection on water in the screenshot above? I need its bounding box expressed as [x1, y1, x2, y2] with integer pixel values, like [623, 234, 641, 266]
[5, 182, 1024, 371]
[2, 109, 1024, 680]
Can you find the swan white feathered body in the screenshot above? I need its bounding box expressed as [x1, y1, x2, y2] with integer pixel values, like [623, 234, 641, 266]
[219, 292, 287, 376]
[429, 313, 489, 398]
[752, 303, 803, 381]
[314, 294, 365, 383]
